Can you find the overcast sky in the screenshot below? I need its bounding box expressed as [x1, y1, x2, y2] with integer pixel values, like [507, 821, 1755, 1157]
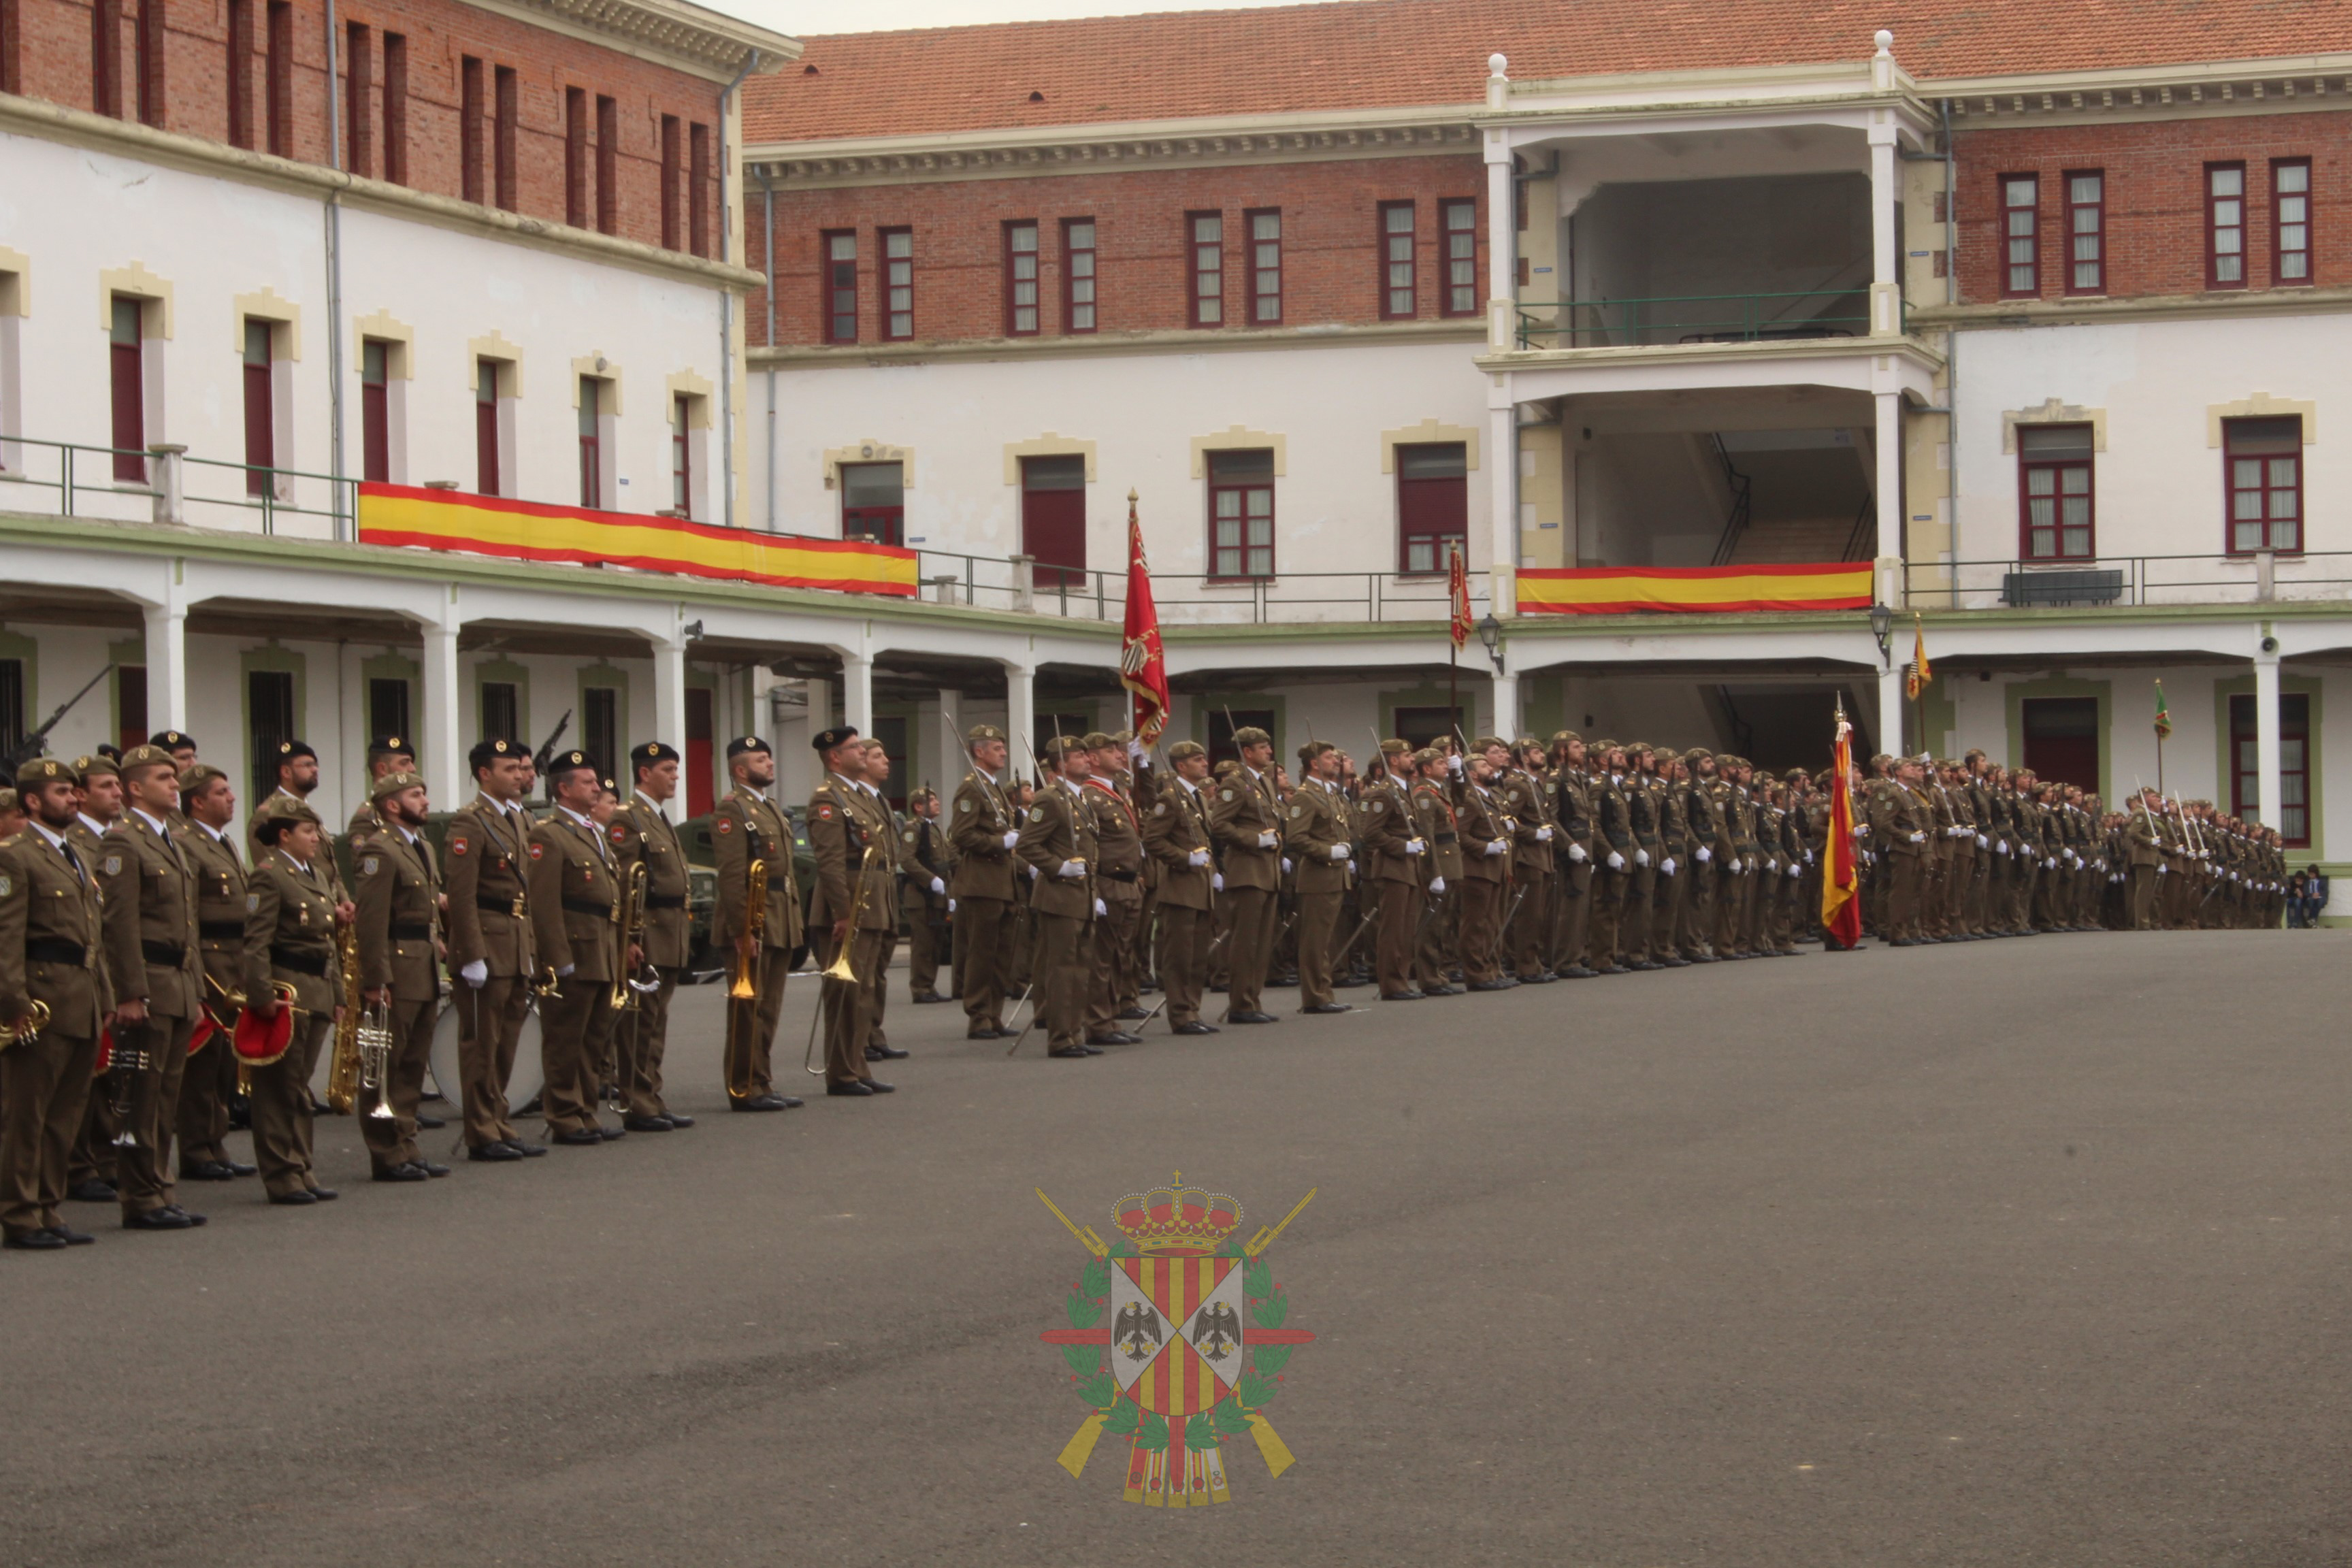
[704, 0, 1349, 39]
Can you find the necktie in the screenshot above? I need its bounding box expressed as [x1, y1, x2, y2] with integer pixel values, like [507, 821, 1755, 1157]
[58, 838, 84, 879]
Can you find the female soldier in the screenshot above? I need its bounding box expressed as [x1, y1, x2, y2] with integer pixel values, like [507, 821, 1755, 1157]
[242, 800, 344, 1206]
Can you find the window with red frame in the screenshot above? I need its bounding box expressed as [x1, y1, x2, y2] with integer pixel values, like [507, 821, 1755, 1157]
[1188, 212, 1223, 327]
[823, 230, 857, 343]
[2225, 416, 2301, 554]
[671, 394, 693, 517]
[1063, 218, 1096, 332]
[1396, 442, 1467, 574]
[882, 227, 913, 340]
[108, 295, 145, 482]
[2231, 691, 2310, 846]
[1247, 210, 1281, 324]
[2065, 170, 2104, 293]
[474, 358, 502, 495]
[2017, 424, 2093, 561]
[2274, 159, 2312, 284]
[1004, 220, 1039, 336]
[1380, 201, 1416, 318]
[1207, 448, 1275, 579]
[242, 318, 274, 497]
[2001, 174, 2038, 295]
[1442, 199, 1477, 315]
[361, 338, 390, 483]
[2208, 163, 2247, 288]
[841, 461, 903, 545]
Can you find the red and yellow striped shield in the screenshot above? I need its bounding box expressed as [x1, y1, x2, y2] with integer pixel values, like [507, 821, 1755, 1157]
[1107, 1256, 1246, 1417]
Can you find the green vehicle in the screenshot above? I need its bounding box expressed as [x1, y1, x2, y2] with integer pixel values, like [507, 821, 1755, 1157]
[679, 804, 819, 974]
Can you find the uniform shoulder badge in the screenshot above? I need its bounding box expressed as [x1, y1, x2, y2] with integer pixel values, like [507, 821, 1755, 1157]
[1037, 1177, 1317, 1508]
[1219, 789, 1235, 802]
[0, 873, 11, 898]
[1152, 802, 1167, 817]
[958, 798, 973, 814]
[102, 855, 122, 877]
[449, 833, 468, 856]
[817, 804, 834, 821]
[245, 892, 259, 912]
[1370, 799, 1386, 813]
[717, 818, 733, 834]
[901, 826, 917, 843]
[527, 843, 544, 860]
[1287, 805, 1303, 819]
[360, 855, 380, 877]
[610, 823, 628, 845]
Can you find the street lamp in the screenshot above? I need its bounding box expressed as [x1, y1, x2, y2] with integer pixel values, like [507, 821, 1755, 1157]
[1477, 611, 1504, 673]
[1868, 602, 1894, 666]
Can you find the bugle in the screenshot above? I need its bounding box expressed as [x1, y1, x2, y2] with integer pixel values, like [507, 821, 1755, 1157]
[356, 1000, 396, 1121]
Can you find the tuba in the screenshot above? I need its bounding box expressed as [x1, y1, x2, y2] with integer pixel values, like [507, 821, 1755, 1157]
[325, 921, 365, 1115]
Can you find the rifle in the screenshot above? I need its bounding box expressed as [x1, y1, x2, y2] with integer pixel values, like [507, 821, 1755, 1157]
[532, 708, 574, 790]
[1, 664, 113, 784]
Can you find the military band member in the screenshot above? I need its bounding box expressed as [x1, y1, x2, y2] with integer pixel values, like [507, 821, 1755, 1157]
[242, 800, 343, 1206]
[1017, 735, 1102, 1058]
[806, 728, 894, 1094]
[347, 735, 419, 838]
[949, 725, 1022, 1040]
[246, 738, 323, 862]
[1358, 739, 1424, 1001]
[608, 742, 694, 1131]
[900, 787, 952, 1004]
[65, 751, 125, 1200]
[1207, 727, 1283, 1026]
[176, 764, 255, 1183]
[1142, 740, 1220, 1032]
[352, 768, 448, 1179]
[525, 751, 621, 1145]
[442, 738, 544, 1162]
[95, 744, 208, 1230]
[1081, 732, 1146, 1044]
[0, 759, 112, 1250]
[854, 739, 909, 1064]
[148, 730, 200, 772]
[712, 736, 806, 1110]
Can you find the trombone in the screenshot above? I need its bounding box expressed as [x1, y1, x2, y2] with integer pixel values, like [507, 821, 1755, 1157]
[611, 859, 650, 1011]
[724, 858, 768, 1102]
[804, 836, 882, 1077]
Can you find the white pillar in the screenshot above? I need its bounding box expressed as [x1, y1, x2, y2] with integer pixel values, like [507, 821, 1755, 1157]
[840, 651, 873, 738]
[141, 595, 186, 734]
[2254, 647, 2283, 834]
[1874, 389, 1903, 602]
[653, 625, 687, 822]
[421, 600, 461, 808]
[1490, 670, 1520, 741]
[1004, 659, 1036, 777]
[1488, 400, 1518, 610]
[1877, 662, 1906, 760]
[1484, 129, 1514, 353]
[1867, 116, 1899, 336]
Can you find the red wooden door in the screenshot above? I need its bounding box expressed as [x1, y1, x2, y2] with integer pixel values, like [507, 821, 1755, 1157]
[1021, 455, 1087, 589]
[2021, 697, 2099, 792]
[685, 685, 715, 818]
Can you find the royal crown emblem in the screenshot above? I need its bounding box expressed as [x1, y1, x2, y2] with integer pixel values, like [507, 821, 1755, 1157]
[1037, 1175, 1316, 1507]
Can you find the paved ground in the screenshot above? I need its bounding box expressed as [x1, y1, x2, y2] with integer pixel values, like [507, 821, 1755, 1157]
[4, 931, 2349, 1567]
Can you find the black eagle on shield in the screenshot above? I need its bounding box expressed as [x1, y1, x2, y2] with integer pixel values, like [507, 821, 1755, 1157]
[1189, 1301, 1243, 1363]
[1112, 1301, 1164, 1362]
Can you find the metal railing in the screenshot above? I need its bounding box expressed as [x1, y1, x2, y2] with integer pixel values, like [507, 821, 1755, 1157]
[0, 436, 355, 538]
[896, 544, 1488, 625]
[1903, 550, 2352, 610]
[1514, 288, 1883, 350]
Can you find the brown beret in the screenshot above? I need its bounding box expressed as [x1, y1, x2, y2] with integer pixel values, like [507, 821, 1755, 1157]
[371, 768, 426, 802]
[1166, 740, 1206, 762]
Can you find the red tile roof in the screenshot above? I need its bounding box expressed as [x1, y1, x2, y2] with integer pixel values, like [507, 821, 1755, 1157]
[743, 0, 2352, 145]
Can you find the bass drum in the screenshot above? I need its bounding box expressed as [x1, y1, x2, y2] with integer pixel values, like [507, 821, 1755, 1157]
[424, 1004, 547, 1117]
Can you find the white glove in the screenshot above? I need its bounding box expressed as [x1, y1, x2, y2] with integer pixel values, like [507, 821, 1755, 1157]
[1347, 860, 1356, 875]
[1405, 838, 1425, 856]
[1001, 830, 1020, 851]
[947, 898, 956, 913]
[1728, 858, 1743, 875]
[1976, 834, 1989, 849]
[1746, 857, 1759, 873]
[1695, 847, 1711, 864]
[1281, 858, 1293, 875]
[1535, 825, 1553, 843]
[1058, 859, 1086, 879]
[1634, 848, 1650, 867]
[556, 963, 576, 978]
[1605, 851, 1625, 870]
[1661, 858, 1677, 877]
[1256, 831, 1278, 849]
[1329, 844, 1349, 861]
[2045, 857, 2057, 870]
[1857, 822, 1871, 836]
[1448, 754, 1464, 776]
[1211, 872, 1224, 892]
[1026, 863, 1040, 879]
[1908, 832, 1925, 845]
[1786, 863, 1801, 879]
[1188, 847, 1210, 868]
[1996, 841, 2010, 856]
[2158, 862, 2169, 877]
[1430, 876, 1447, 894]
[1804, 849, 1815, 864]
[929, 877, 945, 895]
[461, 960, 488, 987]
[1094, 898, 1107, 917]
[1568, 843, 1588, 864]
[1484, 840, 1507, 858]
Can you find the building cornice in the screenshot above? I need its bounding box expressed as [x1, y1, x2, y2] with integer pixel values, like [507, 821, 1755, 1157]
[0, 93, 762, 291]
[453, 0, 798, 82]
[1933, 55, 2352, 129]
[1911, 285, 2352, 331]
[750, 318, 1484, 369]
[1475, 332, 1948, 376]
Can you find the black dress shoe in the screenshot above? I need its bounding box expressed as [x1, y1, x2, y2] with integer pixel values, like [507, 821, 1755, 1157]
[506, 1141, 549, 1157]
[865, 1044, 910, 1060]
[226, 1161, 257, 1177]
[1047, 1046, 1092, 1059]
[1087, 1033, 1142, 1046]
[1564, 966, 1599, 979]
[1597, 964, 1631, 975]
[122, 1207, 195, 1230]
[909, 991, 947, 1004]
[1379, 990, 1422, 1001]
[662, 1113, 695, 1128]
[1116, 1005, 1151, 1020]
[310, 1188, 338, 1202]
[966, 1029, 1002, 1041]
[1430, 983, 1465, 996]
[1225, 1011, 1279, 1024]
[1661, 957, 1692, 968]
[553, 1129, 604, 1146]
[468, 1142, 524, 1162]
[414, 1113, 446, 1130]
[1173, 1021, 1219, 1034]
[1467, 979, 1513, 992]
[827, 1079, 877, 1095]
[864, 1079, 896, 1093]
[623, 1115, 674, 1132]
[374, 1164, 429, 1183]
[68, 1179, 118, 1203]
[597, 1124, 627, 1140]
[162, 1206, 208, 1226]
[4, 1227, 67, 1250]
[418, 1160, 450, 1177]
[180, 1161, 235, 1181]
[45, 1224, 95, 1245]
[268, 1190, 320, 1206]
[1302, 1002, 1352, 1014]
[1889, 937, 1918, 947]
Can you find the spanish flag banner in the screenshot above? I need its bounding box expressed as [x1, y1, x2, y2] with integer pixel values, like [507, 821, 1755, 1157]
[1516, 562, 1872, 616]
[356, 483, 919, 598]
[1821, 703, 1863, 949]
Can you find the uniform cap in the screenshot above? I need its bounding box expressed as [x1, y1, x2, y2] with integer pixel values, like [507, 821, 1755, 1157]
[270, 738, 318, 764]
[1550, 730, 1582, 746]
[1380, 737, 1413, 755]
[1297, 740, 1335, 764]
[965, 723, 1007, 745]
[728, 735, 776, 760]
[1043, 734, 1088, 764]
[546, 749, 597, 780]
[178, 762, 227, 794]
[370, 768, 425, 802]
[367, 735, 416, 760]
[119, 744, 177, 773]
[1167, 739, 1207, 762]
[630, 740, 680, 769]
[148, 729, 197, 752]
[16, 758, 76, 785]
[1212, 759, 1240, 777]
[1624, 740, 1652, 755]
[1592, 739, 1620, 755]
[253, 797, 323, 844]
[1080, 732, 1116, 751]
[469, 737, 521, 772]
[1784, 767, 1809, 783]
[1412, 747, 1443, 767]
[1229, 726, 1271, 749]
[808, 727, 860, 755]
[1684, 747, 1713, 763]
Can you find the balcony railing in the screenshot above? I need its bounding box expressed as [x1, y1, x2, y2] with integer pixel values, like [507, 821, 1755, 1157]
[1514, 289, 1884, 350]
[1904, 551, 2352, 610]
[899, 551, 1492, 626]
[0, 436, 355, 538]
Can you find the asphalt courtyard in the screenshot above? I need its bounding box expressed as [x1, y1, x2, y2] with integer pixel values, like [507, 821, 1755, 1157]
[4, 930, 2349, 1567]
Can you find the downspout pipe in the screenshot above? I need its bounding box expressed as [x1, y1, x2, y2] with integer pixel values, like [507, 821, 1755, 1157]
[715, 49, 760, 529]
[762, 171, 777, 532]
[324, 0, 346, 536]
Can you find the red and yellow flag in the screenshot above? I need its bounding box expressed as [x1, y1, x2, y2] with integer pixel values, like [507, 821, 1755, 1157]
[1120, 491, 1171, 745]
[1447, 543, 1473, 648]
[1905, 614, 1932, 701]
[1821, 704, 1863, 949]
[1516, 562, 1872, 615]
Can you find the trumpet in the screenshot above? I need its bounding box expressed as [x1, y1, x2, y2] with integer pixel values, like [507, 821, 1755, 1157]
[326, 922, 365, 1115]
[355, 1000, 396, 1122]
[3, 999, 48, 1051]
[612, 859, 649, 1011]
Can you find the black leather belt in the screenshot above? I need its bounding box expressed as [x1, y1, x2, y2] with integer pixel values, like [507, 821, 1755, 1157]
[561, 896, 617, 918]
[476, 894, 525, 916]
[26, 936, 85, 965]
[645, 893, 686, 910]
[198, 919, 244, 941]
[1103, 869, 1138, 883]
[390, 921, 431, 941]
[271, 946, 328, 977]
[1435, 832, 1458, 845]
[140, 938, 187, 966]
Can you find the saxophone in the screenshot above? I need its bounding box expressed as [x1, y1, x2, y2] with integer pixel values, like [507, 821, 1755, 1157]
[325, 920, 364, 1115]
